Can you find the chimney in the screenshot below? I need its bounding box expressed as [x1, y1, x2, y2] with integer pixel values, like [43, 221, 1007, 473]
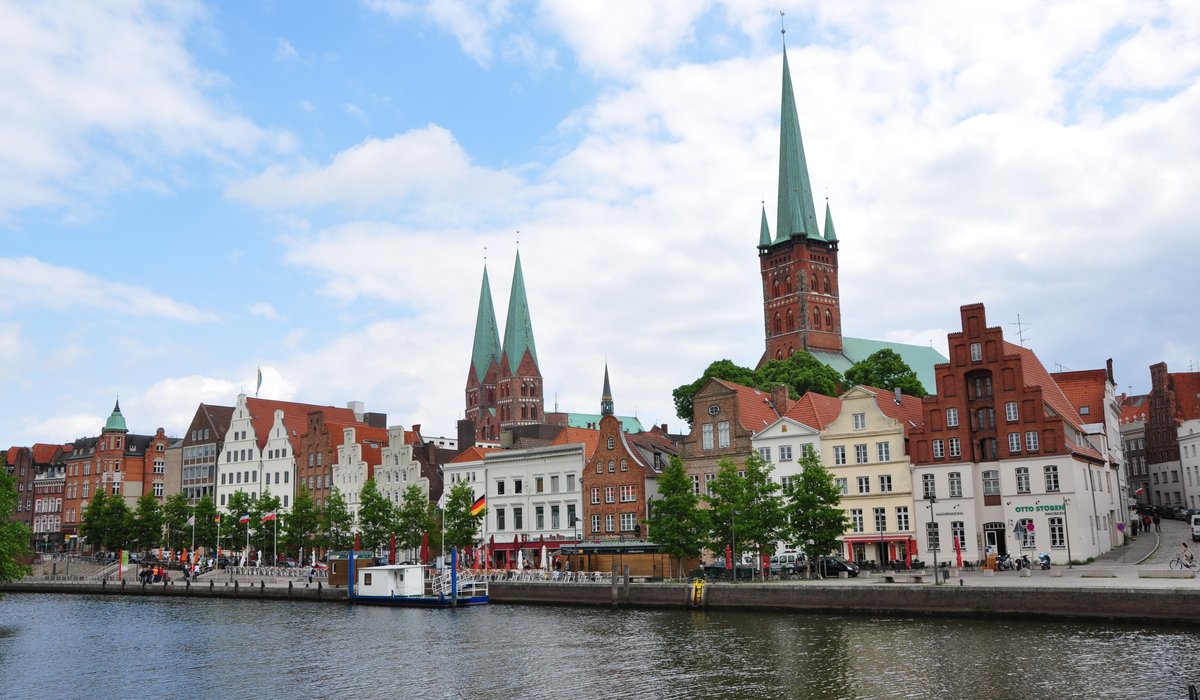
[363, 412, 387, 428]
[347, 401, 365, 421]
[456, 419, 476, 451]
[894, 387, 902, 405]
[770, 384, 792, 414]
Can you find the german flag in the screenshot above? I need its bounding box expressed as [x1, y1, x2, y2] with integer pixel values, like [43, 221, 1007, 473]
[470, 494, 486, 517]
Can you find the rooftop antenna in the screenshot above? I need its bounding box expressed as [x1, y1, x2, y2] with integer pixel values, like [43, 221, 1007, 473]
[1010, 313, 1031, 347]
[1054, 362, 1072, 373]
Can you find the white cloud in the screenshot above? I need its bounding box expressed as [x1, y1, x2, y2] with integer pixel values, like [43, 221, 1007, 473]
[0, 257, 217, 322]
[247, 302, 283, 320]
[0, 1, 269, 218]
[15, 413, 104, 446]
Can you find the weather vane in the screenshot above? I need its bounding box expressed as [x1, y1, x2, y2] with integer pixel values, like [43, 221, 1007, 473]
[780, 10, 786, 42]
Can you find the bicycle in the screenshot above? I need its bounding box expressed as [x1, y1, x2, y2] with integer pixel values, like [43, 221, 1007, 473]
[1168, 556, 1199, 571]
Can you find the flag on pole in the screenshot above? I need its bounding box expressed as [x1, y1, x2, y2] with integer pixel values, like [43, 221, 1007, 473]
[1135, 487, 1145, 495]
[239, 513, 251, 524]
[256, 367, 263, 397]
[214, 514, 221, 523]
[186, 515, 195, 526]
[261, 511, 277, 523]
[437, 492, 447, 510]
[470, 494, 486, 517]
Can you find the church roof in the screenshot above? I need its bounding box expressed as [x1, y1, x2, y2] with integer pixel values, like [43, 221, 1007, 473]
[501, 251, 538, 373]
[773, 46, 821, 244]
[469, 265, 502, 383]
[807, 337, 947, 394]
[759, 204, 772, 247]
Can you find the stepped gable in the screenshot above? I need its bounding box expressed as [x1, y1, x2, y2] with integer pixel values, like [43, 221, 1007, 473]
[550, 426, 602, 459]
[861, 386, 924, 434]
[1050, 369, 1108, 423]
[710, 379, 783, 433]
[784, 391, 844, 430]
[246, 397, 358, 452]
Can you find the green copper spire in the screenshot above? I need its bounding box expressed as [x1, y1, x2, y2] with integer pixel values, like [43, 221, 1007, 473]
[759, 204, 772, 247]
[104, 399, 128, 433]
[469, 266, 501, 383]
[502, 251, 538, 373]
[775, 47, 821, 243]
[823, 199, 837, 242]
[601, 364, 614, 416]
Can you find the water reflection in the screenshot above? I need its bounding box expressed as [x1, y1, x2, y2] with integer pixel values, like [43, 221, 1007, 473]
[1, 595, 1198, 699]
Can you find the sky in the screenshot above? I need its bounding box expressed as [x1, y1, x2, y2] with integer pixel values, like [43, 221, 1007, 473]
[3, 0, 1199, 448]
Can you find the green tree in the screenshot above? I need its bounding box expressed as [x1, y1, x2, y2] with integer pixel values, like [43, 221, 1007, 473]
[356, 478, 395, 551]
[101, 495, 133, 551]
[0, 470, 33, 584]
[222, 490, 254, 554]
[252, 493, 282, 563]
[394, 485, 435, 557]
[757, 351, 843, 400]
[79, 489, 109, 551]
[161, 493, 191, 551]
[321, 488, 354, 551]
[704, 453, 785, 577]
[643, 456, 706, 577]
[844, 348, 927, 397]
[285, 485, 319, 560]
[784, 450, 849, 578]
[672, 359, 759, 424]
[193, 495, 218, 555]
[130, 494, 164, 553]
[441, 481, 482, 553]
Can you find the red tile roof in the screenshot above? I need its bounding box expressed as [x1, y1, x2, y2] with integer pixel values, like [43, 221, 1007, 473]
[1003, 342, 1084, 432]
[245, 398, 359, 453]
[5, 447, 24, 465]
[1170, 372, 1200, 421]
[550, 426, 602, 460]
[710, 379, 782, 433]
[31, 443, 60, 464]
[1050, 370, 1108, 425]
[861, 386, 925, 434]
[449, 446, 502, 464]
[1119, 394, 1149, 424]
[784, 392, 843, 430]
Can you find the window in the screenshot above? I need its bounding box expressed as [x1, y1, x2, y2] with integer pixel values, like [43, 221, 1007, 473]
[879, 474, 893, 493]
[1008, 433, 1022, 453]
[922, 474, 936, 500]
[802, 444, 815, 458]
[976, 407, 995, 430]
[620, 513, 637, 532]
[536, 506, 545, 530]
[717, 422, 730, 448]
[1044, 465, 1060, 492]
[948, 472, 962, 498]
[551, 505, 560, 529]
[970, 343, 982, 362]
[855, 444, 868, 464]
[1026, 431, 1039, 452]
[982, 470, 1000, 496]
[779, 445, 793, 461]
[608, 460, 616, 473]
[690, 475, 700, 494]
[1016, 467, 1030, 494]
[620, 484, 636, 502]
[877, 442, 891, 462]
[591, 515, 601, 534]
[896, 506, 909, 531]
[567, 504, 576, 528]
[833, 446, 846, 465]
[620, 459, 627, 472]
[971, 375, 993, 398]
[153, 459, 165, 475]
[1018, 518, 1035, 548]
[873, 507, 886, 532]
[550, 476, 559, 493]
[496, 508, 506, 530]
[704, 473, 715, 494]
[497, 480, 506, 495]
[702, 424, 714, 450]
[948, 438, 961, 458]
[946, 408, 959, 428]
[154, 482, 165, 497]
[535, 477, 544, 494]
[951, 521, 966, 551]
[759, 447, 771, 462]
[1049, 517, 1065, 547]
[1006, 401, 1019, 422]
[850, 509, 864, 533]
[590, 488, 600, 505]
[835, 478, 848, 495]
[513, 507, 523, 530]
[604, 486, 615, 503]
[926, 521, 941, 551]
[932, 440, 944, 459]
[853, 413, 866, 430]
[514, 479, 523, 494]
[605, 514, 615, 532]
[857, 476, 870, 494]
[594, 459, 602, 474]
[567, 475, 575, 492]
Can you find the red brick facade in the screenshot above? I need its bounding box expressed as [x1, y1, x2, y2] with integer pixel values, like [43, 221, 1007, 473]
[760, 236, 843, 361]
[583, 414, 648, 540]
[681, 379, 787, 497]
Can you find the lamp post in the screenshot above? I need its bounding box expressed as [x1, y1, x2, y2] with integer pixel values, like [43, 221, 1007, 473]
[730, 508, 737, 583]
[1063, 497, 1073, 569]
[877, 519, 885, 570]
[927, 496, 940, 583]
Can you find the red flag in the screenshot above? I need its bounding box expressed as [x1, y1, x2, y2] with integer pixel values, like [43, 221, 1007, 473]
[725, 544, 733, 570]
[389, 533, 396, 565]
[238, 513, 250, 524]
[260, 512, 277, 523]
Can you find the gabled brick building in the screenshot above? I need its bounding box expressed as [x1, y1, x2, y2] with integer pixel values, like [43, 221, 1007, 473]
[681, 378, 789, 498]
[1144, 362, 1200, 509]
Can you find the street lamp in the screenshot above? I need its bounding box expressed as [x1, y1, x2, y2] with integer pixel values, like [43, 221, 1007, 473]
[1063, 497, 1073, 569]
[927, 496, 940, 583]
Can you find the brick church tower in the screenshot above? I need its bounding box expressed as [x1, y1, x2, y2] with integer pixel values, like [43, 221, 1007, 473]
[465, 252, 544, 440]
[758, 45, 842, 366]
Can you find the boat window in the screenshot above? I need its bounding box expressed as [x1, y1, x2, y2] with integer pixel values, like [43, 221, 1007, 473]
[363, 573, 372, 586]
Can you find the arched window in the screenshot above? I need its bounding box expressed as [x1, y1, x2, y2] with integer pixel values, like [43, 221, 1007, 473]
[776, 350, 784, 360]
[773, 280, 780, 298]
[823, 276, 831, 294]
[786, 309, 794, 331]
[773, 312, 782, 334]
[812, 308, 821, 328]
[788, 346, 796, 357]
[825, 309, 832, 329]
[811, 275, 818, 291]
[785, 277, 792, 294]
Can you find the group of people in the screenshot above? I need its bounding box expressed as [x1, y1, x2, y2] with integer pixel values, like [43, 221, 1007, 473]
[137, 565, 170, 584]
[1141, 513, 1163, 532]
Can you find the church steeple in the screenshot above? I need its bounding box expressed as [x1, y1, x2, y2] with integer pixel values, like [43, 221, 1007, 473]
[469, 265, 501, 383]
[775, 46, 821, 243]
[600, 364, 614, 417]
[758, 204, 772, 247]
[823, 199, 838, 242]
[104, 399, 128, 433]
[501, 251, 538, 373]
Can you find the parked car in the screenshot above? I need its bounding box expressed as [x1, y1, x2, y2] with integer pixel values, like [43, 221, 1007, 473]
[692, 563, 755, 581]
[814, 556, 860, 578]
[769, 551, 807, 576]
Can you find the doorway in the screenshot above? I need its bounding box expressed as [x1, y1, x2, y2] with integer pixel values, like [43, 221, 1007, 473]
[983, 522, 1007, 557]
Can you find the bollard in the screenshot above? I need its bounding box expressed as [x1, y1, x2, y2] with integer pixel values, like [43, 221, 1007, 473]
[260, 580, 265, 597]
[234, 580, 239, 596]
[210, 580, 214, 595]
[317, 581, 322, 600]
[288, 580, 293, 598]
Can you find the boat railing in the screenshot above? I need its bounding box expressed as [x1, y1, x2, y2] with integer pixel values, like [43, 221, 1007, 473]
[466, 568, 612, 583]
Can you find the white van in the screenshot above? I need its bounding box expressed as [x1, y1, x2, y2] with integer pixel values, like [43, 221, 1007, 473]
[1191, 514, 1200, 542]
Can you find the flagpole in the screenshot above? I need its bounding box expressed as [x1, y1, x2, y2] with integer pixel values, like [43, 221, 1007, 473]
[273, 517, 278, 565]
[190, 507, 196, 552]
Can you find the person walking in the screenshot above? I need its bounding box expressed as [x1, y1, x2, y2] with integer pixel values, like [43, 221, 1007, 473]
[1153, 513, 1162, 532]
[1143, 514, 1153, 532]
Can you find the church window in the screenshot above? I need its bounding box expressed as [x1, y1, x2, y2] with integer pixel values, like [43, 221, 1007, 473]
[823, 276, 831, 293]
[773, 280, 780, 297]
[773, 313, 781, 334]
[786, 309, 794, 331]
[825, 309, 832, 329]
[812, 308, 821, 328]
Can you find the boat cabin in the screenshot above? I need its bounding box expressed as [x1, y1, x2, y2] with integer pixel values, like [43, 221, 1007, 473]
[355, 564, 427, 598]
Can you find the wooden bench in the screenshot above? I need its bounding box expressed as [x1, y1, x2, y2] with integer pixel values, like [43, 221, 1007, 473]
[883, 574, 926, 583]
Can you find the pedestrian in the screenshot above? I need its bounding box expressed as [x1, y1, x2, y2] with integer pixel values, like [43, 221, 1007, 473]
[1153, 513, 1162, 532]
[1143, 514, 1152, 532]
[308, 566, 314, 585]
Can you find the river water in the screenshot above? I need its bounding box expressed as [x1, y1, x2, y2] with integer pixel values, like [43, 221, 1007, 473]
[1, 593, 1198, 699]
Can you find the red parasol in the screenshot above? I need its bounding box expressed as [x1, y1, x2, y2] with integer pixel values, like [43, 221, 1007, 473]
[725, 544, 733, 570]
[954, 535, 963, 568]
[906, 539, 914, 568]
[489, 535, 495, 568]
[354, 533, 361, 551]
[419, 531, 430, 564]
[389, 533, 396, 565]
